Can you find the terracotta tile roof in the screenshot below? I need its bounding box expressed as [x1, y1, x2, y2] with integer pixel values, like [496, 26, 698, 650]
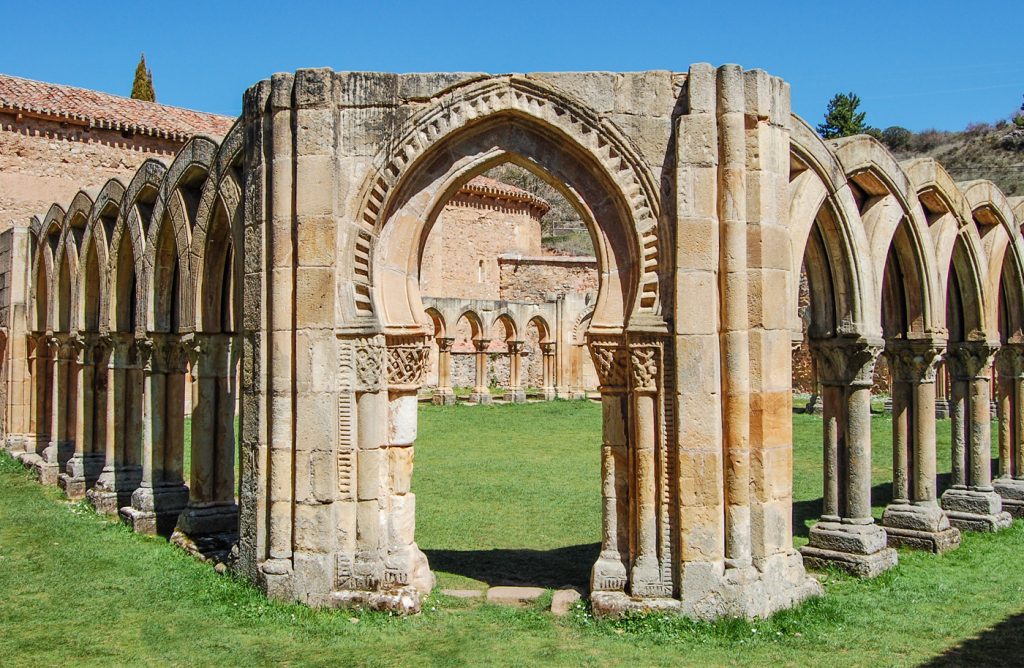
[460, 175, 551, 214]
[0, 73, 235, 141]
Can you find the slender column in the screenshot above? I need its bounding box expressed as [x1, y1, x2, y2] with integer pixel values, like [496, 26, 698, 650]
[505, 340, 526, 403]
[627, 336, 667, 596]
[37, 336, 71, 484]
[87, 334, 141, 514]
[992, 346, 1024, 516]
[59, 336, 98, 498]
[123, 336, 190, 535]
[432, 337, 455, 405]
[802, 338, 896, 577]
[942, 342, 1012, 531]
[470, 339, 492, 404]
[881, 343, 959, 552]
[588, 336, 629, 592]
[541, 342, 556, 400]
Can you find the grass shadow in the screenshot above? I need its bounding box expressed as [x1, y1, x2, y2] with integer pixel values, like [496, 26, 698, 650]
[792, 482, 895, 538]
[923, 611, 1024, 666]
[424, 542, 600, 590]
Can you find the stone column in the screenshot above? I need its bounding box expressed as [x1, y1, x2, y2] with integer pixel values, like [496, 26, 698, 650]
[60, 336, 105, 498]
[994, 345, 1024, 516]
[541, 342, 556, 401]
[37, 336, 73, 484]
[627, 336, 670, 596]
[122, 336, 189, 535]
[176, 334, 240, 539]
[942, 342, 1012, 531]
[801, 339, 897, 577]
[432, 337, 455, 405]
[588, 336, 629, 593]
[16, 334, 45, 465]
[505, 340, 526, 403]
[935, 361, 950, 418]
[880, 343, 960, 552]
[88, 334, 142, 514]
[469, 338, 492, 404]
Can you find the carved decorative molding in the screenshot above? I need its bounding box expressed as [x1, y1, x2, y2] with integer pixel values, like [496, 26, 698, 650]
[354, 336, 386, 393]
[386, 335, 430, 390]
[629, 341, 661, 393]
[947, 342, 999, 381]
[588, 337, 627, 389]
[886, 343, 942, 384]
[810, 338, 882, 387]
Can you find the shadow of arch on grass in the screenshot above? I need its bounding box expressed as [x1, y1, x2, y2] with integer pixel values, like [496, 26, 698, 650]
[424, 542, 600, 591]
[923, 611, 1024, 666]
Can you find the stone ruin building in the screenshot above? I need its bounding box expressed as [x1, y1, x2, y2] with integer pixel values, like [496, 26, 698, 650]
[3, 65, 1024, 620]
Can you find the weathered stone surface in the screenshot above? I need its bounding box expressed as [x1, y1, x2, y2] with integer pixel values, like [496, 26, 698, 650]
[550, 589, 582, 616]
[486, 586, 547, 607]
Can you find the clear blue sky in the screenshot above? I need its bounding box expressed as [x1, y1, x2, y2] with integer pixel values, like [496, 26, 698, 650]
[2, 0, 1021, 132]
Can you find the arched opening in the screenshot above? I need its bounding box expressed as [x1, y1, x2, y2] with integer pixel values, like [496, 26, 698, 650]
[525, 316, 554, 400]
[369, 113, 652, 596]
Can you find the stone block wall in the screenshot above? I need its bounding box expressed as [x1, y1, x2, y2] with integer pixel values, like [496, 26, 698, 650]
[498, 255, 598, 303]
[0, 113, 186, 229]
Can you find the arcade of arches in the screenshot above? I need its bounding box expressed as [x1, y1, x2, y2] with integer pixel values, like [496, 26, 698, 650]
[4, 65, 1024, 621]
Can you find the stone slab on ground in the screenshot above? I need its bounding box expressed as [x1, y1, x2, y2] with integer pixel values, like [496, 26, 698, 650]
[441, 589, 485, 599]
[486, 586, 546, 606]
[550, 589, 581, 616]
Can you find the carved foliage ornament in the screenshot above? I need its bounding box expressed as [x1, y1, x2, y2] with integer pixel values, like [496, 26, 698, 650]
[948, 342, 998, 380]
[354, 337, 385, 393]
[887, 345, 942, 384]
[810, 339, 882, 387]
[629, 341, 661, 393]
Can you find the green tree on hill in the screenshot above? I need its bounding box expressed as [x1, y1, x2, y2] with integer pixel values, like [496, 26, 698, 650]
[131, 53, 156, 102]
[818, 91, 868, 139]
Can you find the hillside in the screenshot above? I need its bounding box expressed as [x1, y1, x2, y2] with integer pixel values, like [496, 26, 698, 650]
[883, 122, 1024, 197]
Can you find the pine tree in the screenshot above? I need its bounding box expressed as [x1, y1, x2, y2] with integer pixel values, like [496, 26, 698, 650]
[131, 53, 156, 102]
[817, 92, 868, 139]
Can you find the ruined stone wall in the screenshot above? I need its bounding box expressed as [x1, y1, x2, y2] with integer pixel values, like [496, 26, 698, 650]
[498, 255, 598, 303]
[0, 112, 184, 228]
[420, 191, 542, 300]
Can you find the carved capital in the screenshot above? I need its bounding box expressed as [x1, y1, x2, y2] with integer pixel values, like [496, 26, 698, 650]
[386, 335, 430, 390]
[588, 336, 628, 390]
[133, 337, 155, 370]
[507, 340, 523, 355]
[628, 337, 662, 393]
[886, 342, 942, 384]
[996, 345, 1024, 379]
[947, 342, 998, 381]
[541, 342, 556, 356]
[474, 338, 491, 353]
[436, 337, 454, 354]
[354, 335, 386, 393]
[810, 338, 882, 387]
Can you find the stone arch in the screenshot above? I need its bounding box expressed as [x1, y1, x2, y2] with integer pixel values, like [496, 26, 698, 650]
[961, 180, 1022, 341]
[75, 179, 124, 334]
[108, 160, 166, 335]
[832, 135, 941, 338]
[144, 136, 218, 333]
[54, 191, 93, 333]
[359, 76, 665, 334]
[31, 205, 64, 333]
[191, 123, 243, 334]
[489, 312, 518, 344]
[787, 116, 878, 339]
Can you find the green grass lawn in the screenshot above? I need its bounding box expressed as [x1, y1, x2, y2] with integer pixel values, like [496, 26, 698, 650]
[0, 401, 1021, 666]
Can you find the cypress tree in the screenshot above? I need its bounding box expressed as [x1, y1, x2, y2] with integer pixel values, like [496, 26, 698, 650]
[131, 53, 156, 102]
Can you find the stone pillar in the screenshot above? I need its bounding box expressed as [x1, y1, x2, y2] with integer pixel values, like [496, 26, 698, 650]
[431, 337, 455, 405]
[505, 340, 526, 403]
[88, 334, 142, 514]
[36, 336, 74, 484]
[541, 342, 556, 401]
[176, 334, 240, 547]
[59, 336, 106, 498]
[469, 338, 492, 404]
[587, 336, 629, 593]
[994, 345, 1024, 516]
[122, 336, 190, 535]
[942, 343, 1013, 531]
[801, 339, 897, 577]
[627, 335, 671, 597]
[30, 333, 52, 459]
[880, 343, 960, 552]
[935, 361, 950, 418]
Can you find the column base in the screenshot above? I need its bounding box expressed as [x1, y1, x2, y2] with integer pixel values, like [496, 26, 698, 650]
[120, 483, 190, 535]
[542, 388, 556, 401]
[328, 587, 423, 614]
[176, 502, 239, 536]
[505, 389, 527, 404]
[593, 551, 822, 620]
[590, 551, 628, 593]
[58, 452, 105, 499]
[882, 502, 961, 553]
[941, 488, 1013, 532]
[934, 399, 950, 419]
[5, 434, 28, 456]
[993, 477, 1024, 518]
[33, 459, 61, 486]
[468, 391, 492, 405]
[431, 391, 456, 406]
[87, 466, 143, 514]
[799, 521, 897, 577]
[259, 558, 295, 601]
